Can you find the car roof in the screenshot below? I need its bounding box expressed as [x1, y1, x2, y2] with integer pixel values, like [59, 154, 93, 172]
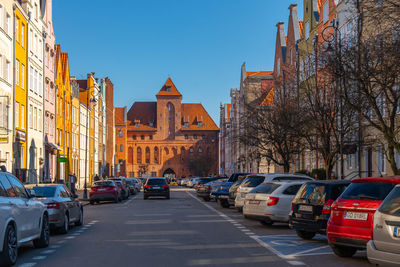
[351, 177, 400, 184]
[25, 184, 61, 187]
[304, 180, 350, 184]
[246, 173, 313, 179]
[148, 177, 166, 179]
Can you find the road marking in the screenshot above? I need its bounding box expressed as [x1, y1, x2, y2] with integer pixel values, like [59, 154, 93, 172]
[71, 233, 81, 236]
[241, 229, 251, 232]
[237, 226, 245, 229]
[133, 213, 172, 216]
[288, 261, 306, 265]
[129, 230, 197, 236]
[49, 245, 61, 249]
[180, 219, 228, 223]
[188, 255, 280, 265]
[245, 232, 255, 235]
[32, 256, 47, 260]
[65, 236, 75, 239]
[57, 240, 66, 244]
[125, 219, 172, 225]
[123, 195, 137, 206]
[18, 263, 36, 267]
[168, 243, 261, 250]
[186, 214, 220, 218]
[41, 249, 55, 254]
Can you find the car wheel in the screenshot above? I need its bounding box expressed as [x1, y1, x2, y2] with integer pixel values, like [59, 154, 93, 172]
[260, 220, 274, 226]
[0, 224, 18, 266]
[59, 214, 69, 234]
[33, 214, 50, 248]
[114, 196, 119, 203]
[144, 196, 148, 200]
[218, 199, 230, 208]
[203, 197, 210, 202]
[237, 207, 243, 212]
[75, 209, 83, 226]
[296, 230, 316, 240]
[89, 200, 94, 205]
[331, 244, 357, 258]
[166, 195, 170, 199]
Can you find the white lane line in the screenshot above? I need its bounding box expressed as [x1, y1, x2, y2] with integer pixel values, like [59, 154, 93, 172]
[288, 261, 306, 265]
[41, 249, 55, 254]
[65, 236, 75, 239]
[49, 245, 61, 249]
[18, 263, 36, 267]
[289, 245, 330, 257]
[123, 195, 138, 205]
[186, 191, 299, 265]
[32, 256, 47, 260]
[57, 240, 66, 244]
[245, 232, 256, 235]
[71, 233, 81, 236]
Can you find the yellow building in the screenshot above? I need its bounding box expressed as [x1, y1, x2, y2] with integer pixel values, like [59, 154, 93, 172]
[13, 4, 28, 181]
[70, 77, 80, 179]
[55, 45, 72, 182]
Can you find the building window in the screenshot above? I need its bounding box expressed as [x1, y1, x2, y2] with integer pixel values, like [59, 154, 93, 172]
[189, 147, 194, 153]
[166, 86, 171, 92]
[149, 135, 153, 140]
[141, 135, 144, 140]
[207, 147, 211, 153]
[137, 147, 142, 163]
[185, 134, 188, 140]
[132, 135, 136, 140]
[201, 135, 206, 140]
[15, 17, 19, 43]
[21, 64, 25, 89]
[184, 122, 189, 127]
[120, 145, 123, 152]
[154, 147, 159, 164]
[34, 107, 37, 130]
[16, 60, 19, 86]
[145, 147, 150, 163]
[21, 23, 24, 47]
[193, 134, 197, 139]
[305, 22, 310, 40]
[21, 105, 24, 130]
[323, 1, 329, 24]
[15, 102, 19, 128]
[118, 130, 123, 137]
[128, 147, 133, 164]
[198, 147, 202, 153]
[149, 122, 153, 127]
[198, 121, 202, 127]
[29, 105, 32, 128]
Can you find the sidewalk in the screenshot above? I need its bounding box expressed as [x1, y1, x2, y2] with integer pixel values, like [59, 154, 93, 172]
[76, 189, 90, 206]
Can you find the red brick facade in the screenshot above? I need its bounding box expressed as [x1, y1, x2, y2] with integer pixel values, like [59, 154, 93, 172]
[115, 78, 219, 178]
[105, 78, 114, 177]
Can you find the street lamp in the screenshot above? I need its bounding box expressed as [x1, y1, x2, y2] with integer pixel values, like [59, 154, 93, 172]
[83, 86, 100, 200]
[321, 20, 344, 179]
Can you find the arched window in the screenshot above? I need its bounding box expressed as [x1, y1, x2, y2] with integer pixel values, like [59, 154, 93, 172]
[172, 147, 177, 155]
[137, 147, 142, 164]
[198, 147, 202, 153]
[180, 147, 185, 161]
[154, 147, 159, 164]
[164, 147, 169, 155]
[207, 147, 211, 153]
[145, 147, 150, 164]
[189, 147, 194, 153]
[167, 103, 175, 137]
[128, 147, 133, 164]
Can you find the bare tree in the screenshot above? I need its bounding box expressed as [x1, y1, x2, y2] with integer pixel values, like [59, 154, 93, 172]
[329, 0, 400, 174]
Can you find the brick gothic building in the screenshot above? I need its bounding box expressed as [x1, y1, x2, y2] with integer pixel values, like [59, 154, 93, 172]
[115, 78, 219, 178]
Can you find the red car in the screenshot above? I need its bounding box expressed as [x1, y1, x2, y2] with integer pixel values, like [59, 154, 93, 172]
[89, 180, 121, 204]
[327, 177, 400, 257]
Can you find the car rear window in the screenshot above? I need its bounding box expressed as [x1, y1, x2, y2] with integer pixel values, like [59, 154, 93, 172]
[250, 183, 280, 194]
[31, 187, 56, 197]
[199, 178, 210, 183]
[340, 182, 395, 201]
[147, 179, 167, 185]
[272, 176, 312, 181]
[378, 187, 400, 216]
[294, 183, 328, 204]
[94, 181, 114, 187]
[241, 176, 265, 188]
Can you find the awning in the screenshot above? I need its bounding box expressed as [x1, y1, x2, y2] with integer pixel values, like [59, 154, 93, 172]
[45, 142, 63, 151]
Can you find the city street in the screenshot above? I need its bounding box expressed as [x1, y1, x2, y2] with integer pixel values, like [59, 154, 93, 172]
[14, 188, 373, 267]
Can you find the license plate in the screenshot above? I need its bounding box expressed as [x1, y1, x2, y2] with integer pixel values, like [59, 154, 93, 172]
[98, 188, 106, 191]
[298, 205, 313, 212]
[344, 211, 368, 220]
[153, 187, 161, 189]
[220, 195, 228, 199]
[249, 200, 260, 205]
[394, 227, 399, 238]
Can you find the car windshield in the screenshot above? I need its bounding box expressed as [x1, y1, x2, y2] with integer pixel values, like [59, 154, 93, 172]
[294, 183, 327, 204]
[147, 179, 167, 185]
[340, 182, 395, 201]
[250, 183, 280, 194]
[115, 181, 122, 186]
[199, 178, 211, 183]
[31, 186, 56, 197]
[94, 181, 114, 187]
[379, 187, 400, 216]
[241, 176, 265, 188]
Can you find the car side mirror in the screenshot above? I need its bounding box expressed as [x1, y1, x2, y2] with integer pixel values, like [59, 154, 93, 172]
[29, 189, 36, 198]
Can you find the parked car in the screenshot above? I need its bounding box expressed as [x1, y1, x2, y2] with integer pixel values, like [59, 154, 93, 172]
[235, 173, 314, 211]
[228, 179, 246, 206]
[0, 171, 49, 266]
[144, 177, 170, 199]
[327, 177, 400, 258]
[109, 178, 129, 199]
[212, 173, 250, 208]
[125, 178, 137, 195]
[89, 180, 121, 204]
[132, 178, 142, 192]
[187, 177, 200, 188]
[367, 184, 400, 266]
[243, 181, 306, 225]
[289, 180, 350, 240]
[26, 184, 83, 234]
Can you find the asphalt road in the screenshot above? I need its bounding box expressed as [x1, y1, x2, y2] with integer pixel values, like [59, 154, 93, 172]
[15, 188, 372, 267]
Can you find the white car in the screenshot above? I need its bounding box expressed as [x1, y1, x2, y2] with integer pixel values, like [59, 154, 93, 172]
[367, 184, 400, 267]
[235, 173, 313, 211]
[243, 181, 306, 225]
[0, 171, 50, 266]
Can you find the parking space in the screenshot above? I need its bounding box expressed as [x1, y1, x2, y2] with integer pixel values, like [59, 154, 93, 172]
[255, 234, 332, 259]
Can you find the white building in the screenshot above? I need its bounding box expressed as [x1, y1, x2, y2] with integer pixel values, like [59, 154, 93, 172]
[79, 102, 88, 188]
[0, 0, 13, 172]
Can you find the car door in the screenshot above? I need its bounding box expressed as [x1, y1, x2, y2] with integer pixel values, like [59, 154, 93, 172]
[64, 185, 79, 222]
[59, 186, 76, 222]
[0, 174, 12, 243]
[5, 174, 40, 239]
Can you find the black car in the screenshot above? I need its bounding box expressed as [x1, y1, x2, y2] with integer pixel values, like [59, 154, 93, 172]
[196, 177, 221, 201]
[289, 180, 350, 240]
[228, 178, 247, 206]
[144, 177, 170, 199]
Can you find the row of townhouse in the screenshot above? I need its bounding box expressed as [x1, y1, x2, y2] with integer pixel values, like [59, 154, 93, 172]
[220, 0, 399, 179]
[0, 0, 116, 187]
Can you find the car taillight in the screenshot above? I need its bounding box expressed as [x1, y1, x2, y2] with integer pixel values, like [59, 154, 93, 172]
[47, 202, 60, 209]
[162, 184, 169, 188]
[144, 185, 151, 189]
[322, 199, 334, 214]
[267, 196, 279, 206]
[209, 185, 212, 191]
[91, 187, 97, 191]
[291, 201, 294, 211]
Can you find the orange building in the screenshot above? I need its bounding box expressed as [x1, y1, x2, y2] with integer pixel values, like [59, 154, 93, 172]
[115, 78, 219, 178]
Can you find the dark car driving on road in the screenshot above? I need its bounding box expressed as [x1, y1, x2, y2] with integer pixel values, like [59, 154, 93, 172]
[289, 180, 350, 240]
[144, 177, 170, 199]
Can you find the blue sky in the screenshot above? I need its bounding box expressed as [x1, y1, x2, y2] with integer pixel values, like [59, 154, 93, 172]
[53, 0, 303, 123]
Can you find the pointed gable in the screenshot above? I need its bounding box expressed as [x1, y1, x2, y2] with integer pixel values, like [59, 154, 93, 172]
[156, 78, 182, 97]
[181, 104, 219, 131]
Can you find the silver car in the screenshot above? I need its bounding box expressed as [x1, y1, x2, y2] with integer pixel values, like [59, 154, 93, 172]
[367, 184, 400, 267]
[243, 181, 306, 225]
[27, 184, 83, 234]
[0, 171, 49, 266]
[235, 173, 313, 210]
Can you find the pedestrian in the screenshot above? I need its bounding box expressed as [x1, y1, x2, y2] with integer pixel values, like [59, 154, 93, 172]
[94, 174, 100, 182]
[70, 174, 77, 196]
